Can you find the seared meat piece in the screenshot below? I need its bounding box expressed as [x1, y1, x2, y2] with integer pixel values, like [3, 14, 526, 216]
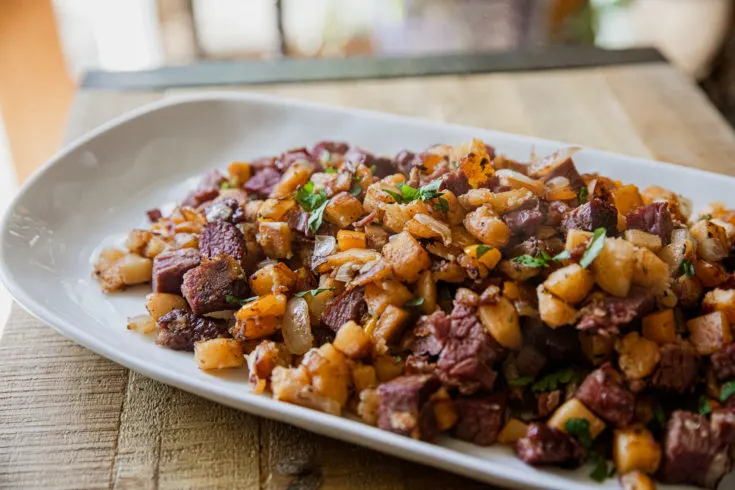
[147, 208, 162, 222]
[577, 287, 655, 336]
[321, 286, 367, 332]
[275, 147, 316, 172]
[651, 342, 699, 394]
[199, 221, 247, 262]
[711, 342, 735, 381]
[626, 202, 674, 244]
[309, 140, 349, 157]
[560, 198, 618, 235]
[156, 309, 230, 351]
[401, 311, 451, 357]
[515, 345, 547, 377]
[537, 390, 562, 419]
[393, 150, 416, 176]
[439, 170, 470, 197]
[182, 169, 225, 208]
[575, 363, 635, 427]
[540, 157, 584, 189]
[453, 394, 506, 446]
[710, 408, 735, 447]
[404, 355, 436, 375]
[345, 147, 395, 178]
[502, 199, 546, 238]
[244, 167, 281, 199]
[515, 423, 586, 468]
[181, 256, 245, 316]
[377, 374, 441, 440]
[203, 197, 245, 224]
[152, 248, 201, 294]
[523, 318, 582, 366]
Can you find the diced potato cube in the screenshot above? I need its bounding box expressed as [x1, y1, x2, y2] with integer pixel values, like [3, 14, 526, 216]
[431, 388, 458, 431]
[477, 297, 521, 350]
[613, 426, 661, 475]
[302, 343, 351, 406]
[233, 315, 281, 340]
[659, 229, 697, 273]
[146, 293, 188, 320]
[126, 314, 156, 334]
[357, 388, 380, 425]
[695, 260, 729, 288]
[194, 338, 244, 370]
[305, 276, 338, 321]
[620, 471, 656, 490]
[333, 321, 372, 359]
[236, 293, 288, 319]
[374, 354, 405, 382]
[94, 248, 127, 292]
[703, 288, 735, 323]
[463, 244, 502, 269]
[257, 221, 292, 259]
[548, 399, 606, 439]
[613, 184, 644, 216]
[272, 162, 312, 198]
[543, 264, 594, 305]
[364, 280, 414, 317]
[227, 161, 251, 186]
[565, 229, 593, 251]
[117, 254, 153, 285]
[271, 365, 341, 415]
[463, 205, 510, 248]
[249, 262, 297, 296]
[324, 192, 364, 228]
[173, 233, 198, 249]
[126, 229, 153, 255]
[351, 363, 378, 392]
[624, 229, 662, 252]
[415, 270, 437, 314]
[374, 305, 411, 346]
[144, 235, 168, 258]
[537, 286, 578, 328]
[382, 231, 431, 283]
[498, 259, 540, 282]
[337, 230, 367, 251]
[690, 219, 729, 262]
[438, 190, 465, 225]
[579, 331, 616, 366]
[641, 185, 687, 221]
[457, 138, 494, 187]
[257, 198, 296, 221]
[592, 238, 636, 297]
[503, 281, 521, 300]
[686, 311, 732, 356]
[497, 418, 529, 445]
[617, 332, 661, 379]
[632, 247, 670, 292]
[247, 340, 291, 392]
[641, 309, 677, 344]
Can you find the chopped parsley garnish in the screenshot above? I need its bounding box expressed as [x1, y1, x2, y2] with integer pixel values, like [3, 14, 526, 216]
[702, 214, 712, 221]
[565, 418, 593, 449]
[679, 259, 695, 277]
[350, 184, 362, 196]
[369, 164, 377, 174]
[512, 249, 571, 268]
[578, 186, 589, 204]
[507, 376, 534, 387]
[382, 179, 447, 212]
[394, 356, 402, 365]
[308, 201, 328, 234]
[588, 452, 615, 483]
[698, 395, 712, 415]
[476, 245, 493, 259]
[324, 167, 337, 174]
[294, 287, 336, 298]
[720, 381, 735, 402]
[532, 367, 578, 393]
[295, 181, 328, 212]
[220, 181, 234, 189]
[226, 295, 258, 305]
[580, 227, 607, 269]
[653, 403, 667, 429]
[564, 419, 615, 482]
[404, 297, 425, 307]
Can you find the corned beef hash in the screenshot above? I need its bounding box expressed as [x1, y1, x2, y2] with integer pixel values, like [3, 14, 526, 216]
[94, 139, 735, 489]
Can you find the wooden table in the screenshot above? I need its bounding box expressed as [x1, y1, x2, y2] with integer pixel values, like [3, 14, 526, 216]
[3, 61, 735, 489]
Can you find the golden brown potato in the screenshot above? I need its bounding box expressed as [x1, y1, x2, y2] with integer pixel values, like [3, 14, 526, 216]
[94, 248, 127, 292]
[617, 332, 661, 380]
[351, 363, 378, 393]
[624, 229, 662, 252]
[613, 184, 644, 217]
[543, 264, 595, 305]
[497, 419, 529, 445]
[580, 331, 616, 366]
[381, 231, 431, 283]
[233, 315, 281, 340]
[690, 219, 729, 262]
[236, 293, 287, 319]
[146, 293, 188, 320]
[463, 205, 511, 248]
[695, 260, 729, 288]
[357, 388, 380, 425]
[374, 354, 405, 382]
[537, 286, 578, 328]
[686, 311, 732, 356]
[257, 221, 292, 259]
[194, 338, 244, 370]
[374, 305, 411, 347]
[364, 280, 414, 317]
[548, 399, 606, 439]
[271, 365, 341, 415]
[565, 229, 593, 251]
[499, 259, 540, 282]
[272, 162, 312, 198]
[641, 309, 677, 344]
[703, 288, 735, 323]
[381, 203, 411, 234]
[592, 238, 636, 297]
[415, 270, 437, 314]
[227, 161, 251, 186]
[325, 192, 364, 228]
[477, 297, 521, 350]
[337, 230, 367, 251]
[333, 321, 372, 359]
[125, 229, 153, 255]
[249, 262, 297, 296]
[632, 247, 671, 293]
[257, 198, 296, 221]
[620, 471, 656, 490]
[463, 244, 502, 270]
[659, 228, 697, 273]
[302, 343, 351, 407]
[613, 426, 661, 475]
[305, 276, 339, 322]
[126, 314, 156, 334]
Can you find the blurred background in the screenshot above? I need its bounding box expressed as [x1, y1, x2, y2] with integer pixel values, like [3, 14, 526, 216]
[1, 0, 735, 327]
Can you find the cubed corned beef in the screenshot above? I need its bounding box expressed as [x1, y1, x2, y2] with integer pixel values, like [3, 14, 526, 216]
[152, 248, 201, 294]
[437, 303, 505, 394]
[377, 374, 441, 440]
[182, 170, 225, 207]
[344, 147, 396, 178]
[244, 167, 281, 199]
[146, 208, 162, 222]
[393, 150, 416, 176]
[560, 198, 618, 236]
[576, 287, 654, 336]
[711, 342, 735, 381]
[453, 394, 506, 446]
[203, 197, 245, 224]
[275, 147, 316, 172]
[575, 363, 635, 427]
[537, 390, 562, 419]
[515, 345, 547, 377]
[502, 199, 546, 238]
[401, 310, 451, 357]
[522, 318, 581, 365]
[404, 355, 436, 375]
[515, 423, 586, 468]
[156, 309, 230, 351]
[540, 157, 584, 189]
[199, 221, 247, 262]
[321, 286, 367, 332]
[181, 256, 245, 316]
[651, 342, 698, 394]
[309, 141, 349, 157]
[626, 202, 674, 244]
[710, 408, 735, 448]
[439, 170, 470, 197]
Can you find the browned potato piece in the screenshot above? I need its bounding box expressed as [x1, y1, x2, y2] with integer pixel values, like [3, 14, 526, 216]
[116, 254, 153, 286]
[477, 297, 521, 350]
[624, 229, 662, 252]
[272, 162, 312, 198]
[617, 332, 661, 379]
[236, 293, 288, 319]
[690, 219, 729, 262]
[127, 314, 156, 334]
[234, 316, 281, 340]
[415, 270, 437, 314]
[580, 331, 616, 366]
[537, 286, 578, 328]
[641, 309, 677, 344]
[302, 343, 351, 407]
[686, 311, 732, 355]
[227, 161, 251, 186]
[620, 471, 656, 490]
[249, 262, 297, 296]
[94, 248, 127, 292]
[364, 280, 414, 317]
[257, 221, 292, 259]
[695, 260, 729, 288]
[305, 276, 339, 322]
[548, 399, 606, 439]
[271, 365, 341, 415]
[382, 231, 430, 283]
[543, 264, 594, 305]
[613, 426, 661, 475]
[632, 247, 671, 292]
[146, 293, 188, 320]
[247, 340, 291, 393]
[324, 192, 364, 228]
[497, 419, 529, 445]
[703, 288, 735, 323]
[613, 184, 644, 217]
[374, 305, 411, 346]
[194, 338, 244, 370]
[659, 228, 697, 273]
[357, 388, 380, 425]
[463, 205, 510, 247]
[592, 238, 636, 297]
[143, 235, 168, 259]
[382, 204, 410, 233]
[351, 363, 378, 392]
[374, 354, 405, 382]
[333, 321, 372, 359]
[499, 259, 540, 282]
[257, 198, 296, 221]
[565, 229, 593, 250]
[126, 229, 153, 255]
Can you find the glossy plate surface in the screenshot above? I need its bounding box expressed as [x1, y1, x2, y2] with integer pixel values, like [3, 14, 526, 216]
[1, 93, 732, 490]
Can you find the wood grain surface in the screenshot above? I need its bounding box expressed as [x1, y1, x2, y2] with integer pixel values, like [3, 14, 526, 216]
[2, 62, 735, 490]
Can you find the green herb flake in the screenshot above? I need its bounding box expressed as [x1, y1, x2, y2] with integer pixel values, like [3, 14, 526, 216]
[653, 404, 667, 429]
[580, 228, 607, 269]
[699, 395, 712, 416]
[578, 186, 589, 204]
[703, 214, 713, 221]
[552, 250, 571, 262]
[507, 376, 534, 387]
[588, 452, 615, 483]
[404, 297, 425, 307]
[226, 295, 258, 306]
[324, 167, 337, 175]
[565, 418, 592, 449]
[369, 164, 377, 174]
[476, 245, 493, 259]
[220, 181, 234, 189]
[433, 197, 449, 213]
[513, 254, 549, 268]
[307, 199, 329, 234]
[394, 356, 402, 365]
[295, 181, 328, 212]
[532, 367, 578, 393]
[350, 184, 362, 197]
[294, 287, 336, 298]
[678, 259, 695, 278]
[720, 381, 735, 402]
[383, 188, 404, 203]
